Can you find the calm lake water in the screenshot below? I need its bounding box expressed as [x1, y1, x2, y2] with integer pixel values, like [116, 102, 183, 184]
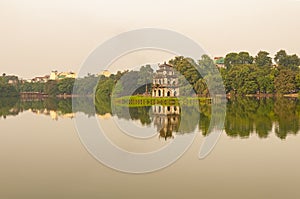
[0, 97, 300, 198]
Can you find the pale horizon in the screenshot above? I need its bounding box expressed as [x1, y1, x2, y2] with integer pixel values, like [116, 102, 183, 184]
[1, 0, 300, 78]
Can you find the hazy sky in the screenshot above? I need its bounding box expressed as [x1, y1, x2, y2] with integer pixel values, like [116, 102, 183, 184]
[0, 0, 300, 78]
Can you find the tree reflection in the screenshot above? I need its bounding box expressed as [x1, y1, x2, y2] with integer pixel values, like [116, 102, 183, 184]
[0, 97, 19, 118]
[274, 98, 300, 139]
[225, 97, 300, 139]
[1, 96, 300, 140]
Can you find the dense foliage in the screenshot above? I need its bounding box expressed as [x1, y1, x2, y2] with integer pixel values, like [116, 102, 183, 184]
[18, 78, 76, 96]
[1, 49, 300, 98]
[93, 49, 300, 98]
[222, 50, 300, 95]
[0, 74, 19, 97]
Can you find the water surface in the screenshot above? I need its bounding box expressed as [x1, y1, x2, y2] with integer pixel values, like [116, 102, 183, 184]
[0, 97, 299, 198]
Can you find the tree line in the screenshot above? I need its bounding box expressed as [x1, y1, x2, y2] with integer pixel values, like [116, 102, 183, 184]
[1, 49, 300, 98]
[20, 78, 76, 96]
[222, 50, 300, 95]
[94, 49, 300, 99]
[0, 74, 77, 97]
[0, 74, 19, 97]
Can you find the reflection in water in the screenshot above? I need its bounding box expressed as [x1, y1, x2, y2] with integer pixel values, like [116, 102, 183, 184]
[0, 97, 19, 119]
[225, 97, 300, 139]
[1, 97, 300, 140]
[0, 97, 74, 120]
[152, 105, 180, 140]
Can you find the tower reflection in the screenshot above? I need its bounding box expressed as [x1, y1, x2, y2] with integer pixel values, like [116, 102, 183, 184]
[152, 105, 180, 140]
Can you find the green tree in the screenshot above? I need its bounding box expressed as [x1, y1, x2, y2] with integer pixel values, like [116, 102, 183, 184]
[0, 76, 19, 97]
[44, 80, 58, 96]
[226, 64, 258, 95]
[275, 50, 300, 70]
[274, 69, 296, 94]
[255, 51, 272, 67]
[274, 50, 288, 64]
[137, 65, 154, 94]
[198, 54, 215, 77]
[295, 73, 300, 90]
[254, 66, 274, 93]
[73, 75, 99, 95]
[95, 78, 114, 102]
[224, 52, 253, 69]
[58, 78, 75, 94]
[194, 78, 208, 96]
[224, 52, 239, 69]
[238, 52, 254, 65]
[169, 56, 201, 96]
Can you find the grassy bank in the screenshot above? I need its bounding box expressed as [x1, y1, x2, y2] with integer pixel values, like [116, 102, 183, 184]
[227, 92, 300, 98]
[113, 95, 212, 107]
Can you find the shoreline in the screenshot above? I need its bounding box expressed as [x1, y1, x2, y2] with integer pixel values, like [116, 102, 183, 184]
[5, 92, 300, 101]
[227, 93, 299, 98]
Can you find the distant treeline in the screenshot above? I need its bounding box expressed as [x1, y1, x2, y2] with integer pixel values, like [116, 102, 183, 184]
[1, 49, 300, 98]
[0, 74, 77, 97]
[94, 49, 300, 99]
[0, 74, 19, 97]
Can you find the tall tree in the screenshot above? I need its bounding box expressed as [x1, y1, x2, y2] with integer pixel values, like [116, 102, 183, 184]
[224, 52, 253, 69]
[58, 78, 75, 94]
[274, 50, 288, 64]
[198, 54, 215, 77]
[275, 50, 300, 70]
[255, 51, 272, 67]
[224, 52, 239, 69]
[238, 52, 254, 65]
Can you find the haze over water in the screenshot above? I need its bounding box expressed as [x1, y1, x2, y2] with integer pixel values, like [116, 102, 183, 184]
[1, 0, 300, 198]
[0, 97, 300, 198]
